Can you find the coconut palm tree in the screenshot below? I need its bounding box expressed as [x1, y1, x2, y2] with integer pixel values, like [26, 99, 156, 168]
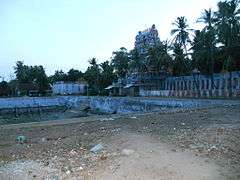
[198, 9, 215, 31]
[215, 0, 240, 96]
[148, 41, 172, 74]
[112, 47, 130, 78]
[172, 43, 191, 76]
[129, 48, 147, 73]
[191, 30, 207, 72]
[215, 0, 240, 70]
[171, 16, 193, 55]
[197, 8, 217, 88]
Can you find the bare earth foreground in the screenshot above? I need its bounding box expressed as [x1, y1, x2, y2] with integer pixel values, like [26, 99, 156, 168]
[0, 104, 240, 180]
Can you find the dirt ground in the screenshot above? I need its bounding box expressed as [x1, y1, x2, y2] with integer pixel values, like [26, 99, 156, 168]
[0, 104, 240, 180]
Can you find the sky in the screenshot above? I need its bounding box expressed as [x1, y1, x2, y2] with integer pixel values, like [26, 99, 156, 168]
[0, 0, 219, 81]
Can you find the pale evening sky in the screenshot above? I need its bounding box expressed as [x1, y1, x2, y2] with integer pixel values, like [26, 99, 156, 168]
[0, 0, 219, 80]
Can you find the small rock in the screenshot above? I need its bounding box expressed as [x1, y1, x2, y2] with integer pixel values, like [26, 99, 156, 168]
[16, 135, 27, 144]
[69, 149, 77, 156]
[121, 149, 135, 156]
[80, 147, 87, 151]
[90, 144, 103, 153]
[100, 118, 114, 121]
[44, 161, 49, 166]
[208, 145, 217, 152]
[53, 156, 58, 160]
[100, 154, 108, 160]
[66, 170, 71, 175]
[48, 175, 59, 180]
[62, 166, 73, 174]
[171, 149, 177, 152]
[130, 116, 137, 119]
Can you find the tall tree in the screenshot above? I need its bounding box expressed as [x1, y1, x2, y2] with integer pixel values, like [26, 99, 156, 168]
[112, 47, 130, 78]
[67, 69, 83, 82]
[172, 43, 191, 76]
[171, 16, 193, 54]
[148, 41, 172, 73]
[84, 58, 101, 95]
[49, 70, 67, 83]
[191, 30, 209, 73]
[14, 61, 50, 94]
[197, 8, 218, 88]
[99, 61, 116, 94]
[215, 0, 240, 96]
[14, 61, 32, 83]
[0, 81, 9, 96]
[215, 0, 240, 71]
[129, 48, 147, 73]
[31, 65, 50, 93]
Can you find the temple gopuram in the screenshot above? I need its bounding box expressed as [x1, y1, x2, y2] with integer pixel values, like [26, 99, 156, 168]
[135, 24, 161, 57]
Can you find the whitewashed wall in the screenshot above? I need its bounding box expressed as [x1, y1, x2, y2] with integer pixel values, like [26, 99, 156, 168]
[52, 82, 87, 95]
[139, 71, 240, 98]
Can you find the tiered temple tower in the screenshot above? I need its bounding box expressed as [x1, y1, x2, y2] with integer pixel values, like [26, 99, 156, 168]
[134, 24, 161, 57]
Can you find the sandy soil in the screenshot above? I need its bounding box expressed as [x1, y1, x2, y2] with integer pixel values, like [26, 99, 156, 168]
[0, 104, 240, 180]
[93, 133, 224, 180]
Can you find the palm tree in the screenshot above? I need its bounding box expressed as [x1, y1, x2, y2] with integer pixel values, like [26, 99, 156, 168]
[89, 58, 98, 67]
[171, 16, 193, 55]
[129, 48, 147, 73]
[148, 41, 172, 74]
[197, 8, 217, 89]
[198, 9, 215, 31]
[172, 43, 190, 76]
[84, 58, 101, 95]
[112, 47, 130, 78]
[215, 0, 240, 70]
[215, 0, 240, 96]
[191, 30, 207, 72]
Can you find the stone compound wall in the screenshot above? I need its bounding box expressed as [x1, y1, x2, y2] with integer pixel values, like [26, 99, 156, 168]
[0, 96, 239, 115]
[0, 96, 90, 110]
[140, 71, 240, 98]
[90, 97, 240, 114]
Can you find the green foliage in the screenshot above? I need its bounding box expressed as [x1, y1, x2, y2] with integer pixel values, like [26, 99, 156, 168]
[215, 0, 240, 71]
[148, 41, 172, 73]
[14, 61, 50, 94]
[49, 69, 82, 83]
[32, 65, 50, 93]
[84, 59, 116, 95]
[129, 48, 147, 73]
[49, 70, 67, 83]
[171, 16, 193, 54]
[172, 43, 191, 76]
[84, 58, 101, 95]
[111, 47, 130, 77]
[14, 61, 32, 83]
[192, 10, 218, 75]
[67, 69, 83, 82]
[0, 81, 9, 96]
[99, 61, 116, 94]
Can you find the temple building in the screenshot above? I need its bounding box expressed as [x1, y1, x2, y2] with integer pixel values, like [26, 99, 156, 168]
[106, 24, 164, 96]
[135, 24, 161, 57]
[105, 25, 240, 98]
